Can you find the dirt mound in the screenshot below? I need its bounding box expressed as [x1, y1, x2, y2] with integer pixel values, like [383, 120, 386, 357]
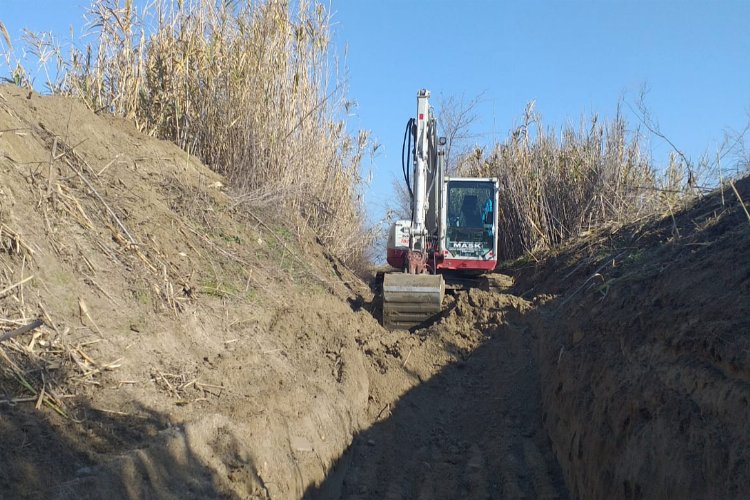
[0, 84, 388, 499]
[513, 177, 750, 498]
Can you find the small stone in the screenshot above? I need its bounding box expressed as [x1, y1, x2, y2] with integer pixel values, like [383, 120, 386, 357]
[290, 436, 313, 452]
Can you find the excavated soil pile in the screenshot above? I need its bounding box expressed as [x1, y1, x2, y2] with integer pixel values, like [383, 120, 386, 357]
[513, 176, 750, 498]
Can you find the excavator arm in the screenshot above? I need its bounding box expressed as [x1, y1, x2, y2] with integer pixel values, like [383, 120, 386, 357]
[382, 90, 446, 330]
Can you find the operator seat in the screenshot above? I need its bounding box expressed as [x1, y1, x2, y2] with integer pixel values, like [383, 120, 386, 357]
[461, 195, 481, 227]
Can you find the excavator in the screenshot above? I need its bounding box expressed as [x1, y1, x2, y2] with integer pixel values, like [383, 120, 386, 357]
[383, 89, 499, 330]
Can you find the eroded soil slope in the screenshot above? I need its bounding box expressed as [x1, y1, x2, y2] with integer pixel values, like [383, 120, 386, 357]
[514, 177, 750, 498]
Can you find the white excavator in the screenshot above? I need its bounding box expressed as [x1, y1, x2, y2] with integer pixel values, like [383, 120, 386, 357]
[383, 89, 500, 330]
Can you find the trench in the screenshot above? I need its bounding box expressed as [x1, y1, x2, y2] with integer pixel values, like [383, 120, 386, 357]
[305, 288, 570, 499]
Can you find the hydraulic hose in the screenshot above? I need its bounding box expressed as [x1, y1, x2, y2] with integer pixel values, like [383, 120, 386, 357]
[425, 122, 438, 201]
[402, 118, 415, 203]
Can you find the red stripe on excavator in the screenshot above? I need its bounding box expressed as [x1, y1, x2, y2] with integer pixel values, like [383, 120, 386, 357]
[437, 258, 496, 271]
[388, 250, 496, 272]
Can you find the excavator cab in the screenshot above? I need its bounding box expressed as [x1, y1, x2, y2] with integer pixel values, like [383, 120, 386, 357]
[441, 179, 498, 267]
[383, 176, 499, 330]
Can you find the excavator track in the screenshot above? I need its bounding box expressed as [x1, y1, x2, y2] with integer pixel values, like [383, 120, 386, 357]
[382, 273, 445, 330]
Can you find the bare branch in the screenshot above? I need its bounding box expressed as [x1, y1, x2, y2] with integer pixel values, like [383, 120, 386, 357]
[628, 85, 693, 186]
[436, 91, 486, 174]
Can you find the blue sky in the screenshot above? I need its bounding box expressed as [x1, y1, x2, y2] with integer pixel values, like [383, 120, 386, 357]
[330, 1, 750, 223]
[3, 0, 749, 226]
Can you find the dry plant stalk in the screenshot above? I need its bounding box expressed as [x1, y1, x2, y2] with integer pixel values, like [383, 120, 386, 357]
[729, 181, 750, 225]
[0, 227, 115, 415]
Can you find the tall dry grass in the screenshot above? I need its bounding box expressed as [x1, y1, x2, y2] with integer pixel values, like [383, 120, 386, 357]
[3, 0, 373, 264]
[458, 103, 693, 259]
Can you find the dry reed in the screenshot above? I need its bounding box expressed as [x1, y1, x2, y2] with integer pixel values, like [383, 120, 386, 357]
[458, 103, 694, 260]
[3, 0, 374, 265]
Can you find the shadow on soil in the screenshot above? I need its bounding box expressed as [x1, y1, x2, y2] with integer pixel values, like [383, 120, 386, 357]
[0, 395, 254, 499]
[510, 177, 750, 499]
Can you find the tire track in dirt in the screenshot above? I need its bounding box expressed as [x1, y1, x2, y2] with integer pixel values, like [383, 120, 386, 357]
[306, 291, 568, 499]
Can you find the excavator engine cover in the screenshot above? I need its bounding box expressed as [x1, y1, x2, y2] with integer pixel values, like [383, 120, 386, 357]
[382, 273, 445, 330]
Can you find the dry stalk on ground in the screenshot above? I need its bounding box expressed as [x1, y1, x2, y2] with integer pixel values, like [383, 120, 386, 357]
[0, 225, 110, 415]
